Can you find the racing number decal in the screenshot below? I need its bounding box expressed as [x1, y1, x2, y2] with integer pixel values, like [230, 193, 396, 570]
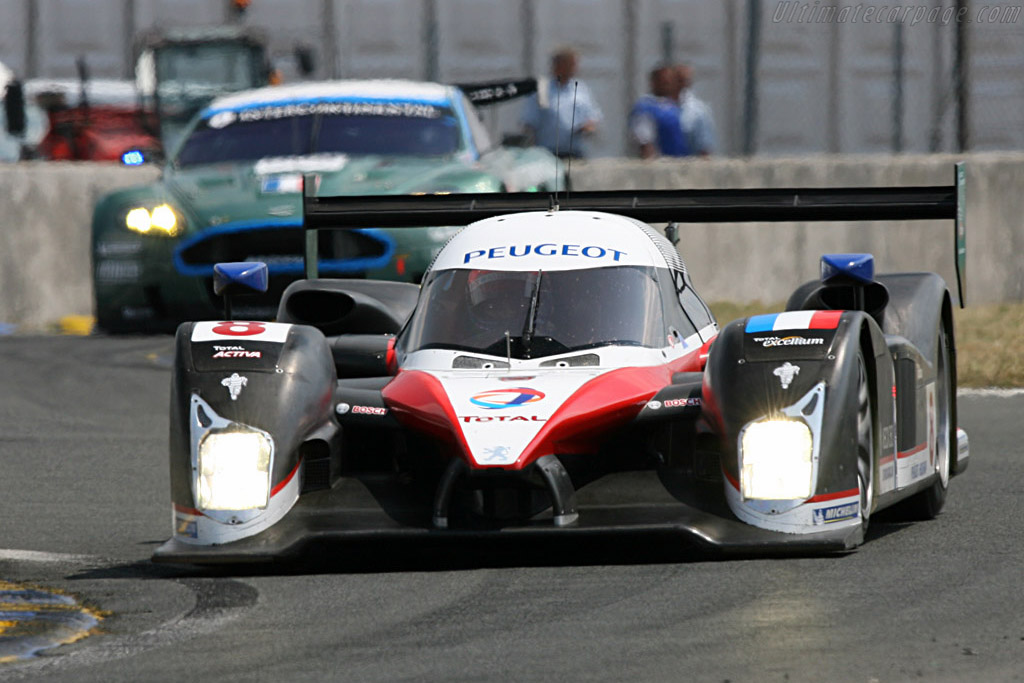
[212, 321, 266, 337]
[191, 321, 291, 344]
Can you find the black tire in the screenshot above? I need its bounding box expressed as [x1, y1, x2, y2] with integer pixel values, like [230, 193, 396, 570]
[856, 350, 874, 534]
[892, 324, 953, 520]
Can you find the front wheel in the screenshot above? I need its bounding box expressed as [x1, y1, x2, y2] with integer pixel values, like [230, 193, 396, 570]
[856, 350, 874, 533]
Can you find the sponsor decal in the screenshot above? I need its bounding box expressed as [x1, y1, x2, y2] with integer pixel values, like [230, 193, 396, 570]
[663, 397, 702, 408]
[459, 415, 546, 422]
[267, 204, 296, 216]
[469, 387, 545, 409]
[753, 335, 825, 348]
[351, 405, 387, 416]
[463, 244, 627, 264]
[212, 345, 262, 359]
[221, 373, 248, 401]
[175, 515, 198, 538]
[773, 362, 801, 389]
[213, 321, 267, 337]
[646, 400, 662, 410]
[482, 445, 513, 463]
[812, 501, 859, 525]
[260, 175, 303, 195]
[335, 402, 351, 415]
[231, 101, 444, 124]
[499, 376, 536, 381]
[192, 321, 291, 343]
[745, 310, 843, 333]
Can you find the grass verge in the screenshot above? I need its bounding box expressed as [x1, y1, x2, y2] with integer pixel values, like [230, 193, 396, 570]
[708, 301, 1023, 389]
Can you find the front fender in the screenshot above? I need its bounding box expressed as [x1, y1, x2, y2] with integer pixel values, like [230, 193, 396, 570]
[168, 321, 336, 544]
[703, 310, 890, 533]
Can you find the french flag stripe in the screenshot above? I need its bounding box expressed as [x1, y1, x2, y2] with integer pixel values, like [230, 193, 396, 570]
[745, 310, 844, 333]
[771, 311, 815, 330]
[745, 314, 778, 333]
[809, 310, 843, 329]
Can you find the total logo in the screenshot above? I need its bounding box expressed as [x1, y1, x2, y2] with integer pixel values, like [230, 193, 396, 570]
[469, 387, 545, 409]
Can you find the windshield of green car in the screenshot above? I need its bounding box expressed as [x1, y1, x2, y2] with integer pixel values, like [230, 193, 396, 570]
[399, 266, 666, 359]
[175, 102, 462, 166]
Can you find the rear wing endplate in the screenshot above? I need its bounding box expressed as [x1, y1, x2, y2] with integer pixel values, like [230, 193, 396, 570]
[302, 162, 967, 306]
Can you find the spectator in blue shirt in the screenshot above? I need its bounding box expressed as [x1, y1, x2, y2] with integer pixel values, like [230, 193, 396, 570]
[520, 48, 603, 159]
[629, 65, 689, 158]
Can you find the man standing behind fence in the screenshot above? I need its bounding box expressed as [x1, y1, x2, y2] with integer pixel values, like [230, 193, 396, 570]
[520, 47, 603, 159]
[676, 63, 717, 156]
[629, 64, 689, 158]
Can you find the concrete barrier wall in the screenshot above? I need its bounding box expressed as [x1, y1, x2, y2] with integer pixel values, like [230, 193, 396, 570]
[0, 163, 159, 329]
[0, 154, 1021, 329]
[574, 153, 1024, 306]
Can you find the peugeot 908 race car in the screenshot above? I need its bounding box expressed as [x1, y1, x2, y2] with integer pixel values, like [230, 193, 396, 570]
[91, 78, 560, 332]
[154, 170, 970, 563]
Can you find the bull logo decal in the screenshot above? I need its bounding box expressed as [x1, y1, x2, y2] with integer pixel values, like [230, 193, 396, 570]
[773, 362, 800, 389]
[221, 373, 248, 400]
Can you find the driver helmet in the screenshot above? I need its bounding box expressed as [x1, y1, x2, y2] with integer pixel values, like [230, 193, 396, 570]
[466, 270, 529, 328]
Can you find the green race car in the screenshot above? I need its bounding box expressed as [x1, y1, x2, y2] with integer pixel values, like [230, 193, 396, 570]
[91, 78, 562, 332]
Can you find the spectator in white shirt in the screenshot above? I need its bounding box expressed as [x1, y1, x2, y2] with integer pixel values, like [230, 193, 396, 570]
[675, 63, 717, 157]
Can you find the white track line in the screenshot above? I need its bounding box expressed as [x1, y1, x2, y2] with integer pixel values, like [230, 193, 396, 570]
[958, 388, 1024, 398]
[0, 549, 99, 564]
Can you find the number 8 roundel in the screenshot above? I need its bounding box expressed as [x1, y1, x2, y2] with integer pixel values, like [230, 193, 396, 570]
[190, 320, 291, 343]
[212, 321, 267, 337]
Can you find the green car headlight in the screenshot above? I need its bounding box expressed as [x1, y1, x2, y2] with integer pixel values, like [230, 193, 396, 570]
[740, 419, 814, 500]
[124, 203, 182, 237]
[196, 428, 273, 511]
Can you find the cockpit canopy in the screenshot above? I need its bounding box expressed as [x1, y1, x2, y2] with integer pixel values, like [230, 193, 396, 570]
[398, 265, 701, 360]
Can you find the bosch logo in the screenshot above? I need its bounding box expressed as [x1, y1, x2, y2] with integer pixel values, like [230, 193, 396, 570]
[469, 387, 545, 410]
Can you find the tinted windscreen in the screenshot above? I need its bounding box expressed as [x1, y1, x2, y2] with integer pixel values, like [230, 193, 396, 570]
[400, 267, 665, 359]
[176, 104, 461, 167]
[156, 43, 260, 92]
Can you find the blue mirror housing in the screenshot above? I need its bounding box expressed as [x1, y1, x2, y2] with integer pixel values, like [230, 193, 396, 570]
[213, 262, 269, 296]
[821, 253, 874, 285]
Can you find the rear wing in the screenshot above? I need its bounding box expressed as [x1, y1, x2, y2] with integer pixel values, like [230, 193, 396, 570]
[455, 77, 538, 107]
[302, 162, 967, 306]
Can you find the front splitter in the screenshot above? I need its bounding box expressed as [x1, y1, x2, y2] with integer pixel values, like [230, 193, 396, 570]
[152, 472, 862, 564]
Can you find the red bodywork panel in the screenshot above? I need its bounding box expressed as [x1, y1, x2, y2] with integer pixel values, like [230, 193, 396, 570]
[382, 345, 708, 471]
[37, 106, 162, 161]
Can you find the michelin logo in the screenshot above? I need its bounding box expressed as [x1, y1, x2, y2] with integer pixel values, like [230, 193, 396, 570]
[812, 502, 859, 525]
[464, 244, 627, 264]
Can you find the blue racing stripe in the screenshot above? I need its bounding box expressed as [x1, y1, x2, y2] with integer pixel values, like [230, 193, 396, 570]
[745, 314, 779, 333]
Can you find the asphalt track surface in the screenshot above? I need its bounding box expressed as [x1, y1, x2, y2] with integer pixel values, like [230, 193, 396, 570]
[1, 335, 1022, 682]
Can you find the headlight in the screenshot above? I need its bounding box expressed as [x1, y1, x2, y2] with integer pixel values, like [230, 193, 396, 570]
[196, 428, 272, 510]
[740, 419, 813, 500]
[124, 203, 181, 236]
